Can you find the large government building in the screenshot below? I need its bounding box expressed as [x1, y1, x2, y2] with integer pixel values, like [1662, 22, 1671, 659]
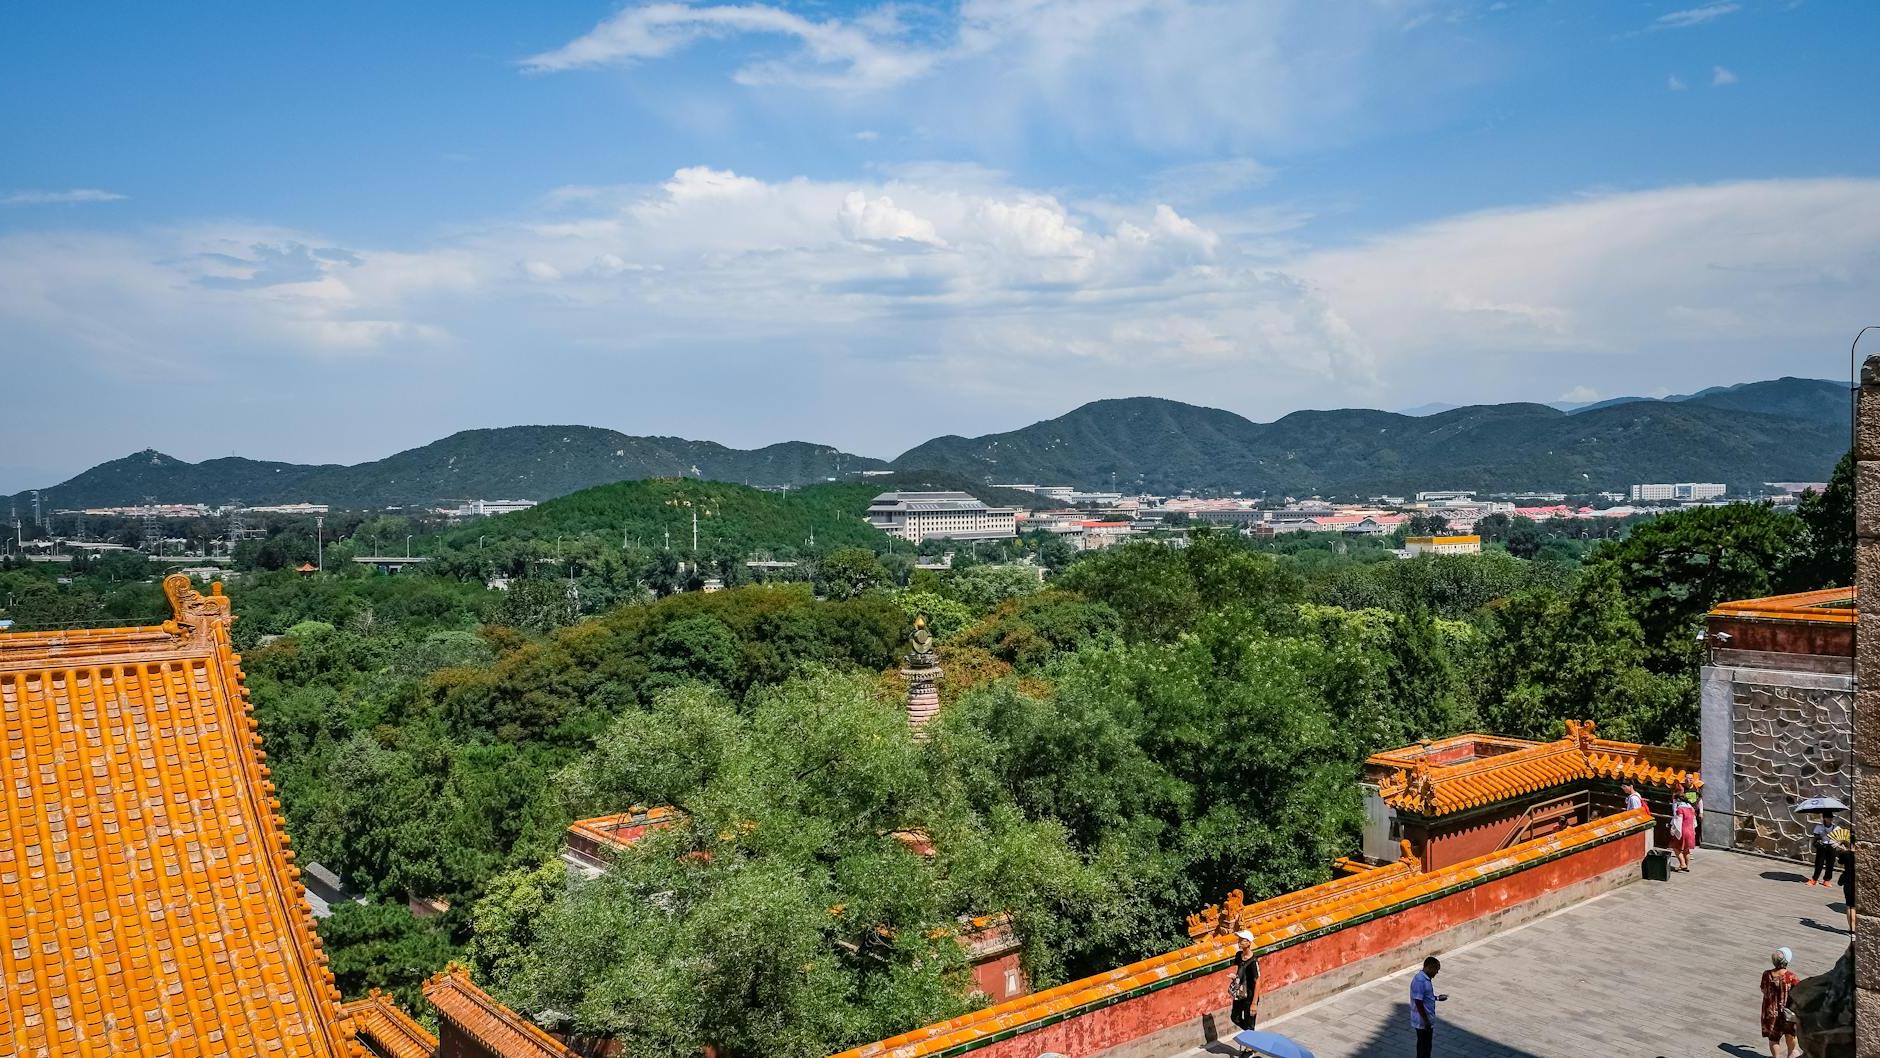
[865, 491, 1019, 543]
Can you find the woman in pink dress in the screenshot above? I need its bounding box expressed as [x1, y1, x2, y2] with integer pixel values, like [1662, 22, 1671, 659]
[1671, 789, 1699, 872]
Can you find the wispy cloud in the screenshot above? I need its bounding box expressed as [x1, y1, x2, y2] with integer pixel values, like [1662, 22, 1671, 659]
[1651, 3, 1740, 30]
[2, 188, 127, 207]
[1712, 65, 1739, 86]
[1667, 74, 1688, 91]
[520, 1, 1474, 155]
[519, 3, 936, 89]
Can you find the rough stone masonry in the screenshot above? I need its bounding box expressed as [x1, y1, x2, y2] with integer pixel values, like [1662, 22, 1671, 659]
[1853, 355, 1880, 1055]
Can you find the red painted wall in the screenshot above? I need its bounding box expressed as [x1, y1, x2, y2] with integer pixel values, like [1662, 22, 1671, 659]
[940, 831, 1644, 1058]
[972, 951, 1029, 1003]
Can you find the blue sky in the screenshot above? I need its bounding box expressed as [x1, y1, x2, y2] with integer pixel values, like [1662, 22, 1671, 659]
[2, 1, 1877, 489]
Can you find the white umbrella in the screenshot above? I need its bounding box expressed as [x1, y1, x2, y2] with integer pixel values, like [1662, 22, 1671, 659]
[1793, 797, 1848, 816]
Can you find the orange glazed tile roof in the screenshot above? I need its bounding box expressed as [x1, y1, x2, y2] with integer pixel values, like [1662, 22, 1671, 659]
[831, 809, 1652, 1058]
[0, 575, 358, 1057]
[343, 991, 437, 1058]
[424, 965, 577, 1058]
[1708, 586, 1856, 624]
[1373, 721, 1700, 817]
[566, 805, 679, 853]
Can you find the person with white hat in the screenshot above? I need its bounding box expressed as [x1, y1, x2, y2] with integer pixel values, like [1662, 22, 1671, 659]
[1228, 929, 1261, 1035]
[1759, 947, 1800, 1058]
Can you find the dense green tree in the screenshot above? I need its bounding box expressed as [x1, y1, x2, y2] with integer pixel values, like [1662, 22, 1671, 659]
[816, 548, 891, 600]
[318, 902, 459, 1011]
[1793, 452, 1854, 589]
[944, 565, 1044, 611]
[1476, 567, 1694, 743]
[957, 590, 1122, 669]
[1592, 502, 1807, 670]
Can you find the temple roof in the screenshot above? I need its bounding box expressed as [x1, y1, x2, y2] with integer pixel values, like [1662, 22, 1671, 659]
[343, 991, 437, 1058]
[0, 575, 357, 1056]
[1708, 586, 1856, 624]
[1372, 721, 1700, 817]
[423, 965, 577, 1058]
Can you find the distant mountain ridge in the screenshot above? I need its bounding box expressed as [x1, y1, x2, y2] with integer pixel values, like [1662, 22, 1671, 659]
[13, 377, 1847, 509]
[14, 427, 885, 511]
[889, 377, 1849, 495]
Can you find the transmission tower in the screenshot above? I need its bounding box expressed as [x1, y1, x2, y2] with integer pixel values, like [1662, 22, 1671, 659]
[141, 498, 162, 555]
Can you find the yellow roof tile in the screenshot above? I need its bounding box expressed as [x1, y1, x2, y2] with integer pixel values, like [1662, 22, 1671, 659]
[0, 575, 357, 1057]
[423, 964, 577, 1058]
[1373, 722, 1700, 817]
[343, 990, 437, 1058]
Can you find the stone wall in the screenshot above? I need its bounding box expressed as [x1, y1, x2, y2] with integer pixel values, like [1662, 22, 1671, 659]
[1852, 354, 1880, 1056]
[1700, 663, 1855, 859]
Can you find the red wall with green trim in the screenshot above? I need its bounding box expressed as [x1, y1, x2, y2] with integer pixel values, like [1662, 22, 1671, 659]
[934, 829, 1645, 1058]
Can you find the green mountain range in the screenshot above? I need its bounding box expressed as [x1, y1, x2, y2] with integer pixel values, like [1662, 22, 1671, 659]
[891, 377, 1848, 495]
[11, 377, 1847, 510]
[15, 427, 885, 511]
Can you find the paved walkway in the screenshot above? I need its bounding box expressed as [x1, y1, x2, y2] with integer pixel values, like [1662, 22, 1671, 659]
[1201, 851, 1850, 1058]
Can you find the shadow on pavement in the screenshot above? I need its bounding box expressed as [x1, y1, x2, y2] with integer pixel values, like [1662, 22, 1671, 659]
[1761, 870, 1809, 883]
[1798, 916, 1848, 935]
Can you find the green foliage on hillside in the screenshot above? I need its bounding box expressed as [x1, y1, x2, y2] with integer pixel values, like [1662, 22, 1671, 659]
[9, 427, 884, 510]
[892, 389, 1846, 495]
[6, 476, 1858, 1058]
[430, 477, 887, 567]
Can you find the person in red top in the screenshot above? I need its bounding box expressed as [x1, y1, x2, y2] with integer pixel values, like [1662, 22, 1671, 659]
[1760, 947, 1800, 1058]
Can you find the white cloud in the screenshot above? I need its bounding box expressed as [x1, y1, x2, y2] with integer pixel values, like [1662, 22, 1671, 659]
[523, 1, 1473, 155]
[1712, 65, 1738, 86]
[2, 189, 127, 206]
[1296, 179, 1880, 399]
[520, 3, 936, 89]
[854, 130, 880, 142]
[1667, 75, 1688, 91]
[837, 191, 945, 246]
[1651, 3, 1740, 30]
[4, 172, 1873, 455]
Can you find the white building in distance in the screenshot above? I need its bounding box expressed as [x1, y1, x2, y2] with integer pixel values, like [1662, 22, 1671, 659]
[1629, 483, 1725, 502]
[446, 499, 538, 518]
[866, 492, 1019, 543]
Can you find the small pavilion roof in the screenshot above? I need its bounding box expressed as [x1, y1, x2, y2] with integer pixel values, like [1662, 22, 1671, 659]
[342, 990, 437, 1058]
[1372, 721, 1700, 817]
[424, 965, 577, 1058]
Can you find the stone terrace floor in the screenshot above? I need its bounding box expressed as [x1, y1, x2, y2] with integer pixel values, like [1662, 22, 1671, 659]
[1192, 850, 1850, 1058]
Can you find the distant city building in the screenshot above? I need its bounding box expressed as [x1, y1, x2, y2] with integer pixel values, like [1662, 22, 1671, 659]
[1415, 490, 1475, 502]
[445, 498, 538, 518]
[242, 502, 330, 515]
[1630, 482, 1725, 502]
[866, 492, 1019, 542]
[1405, 534, 1482, 556]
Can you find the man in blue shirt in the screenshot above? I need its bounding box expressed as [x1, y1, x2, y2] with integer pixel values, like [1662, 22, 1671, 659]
[1409, 956, 1447, 1058]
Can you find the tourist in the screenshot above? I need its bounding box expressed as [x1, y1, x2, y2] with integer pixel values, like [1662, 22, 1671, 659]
[1228, 929, 1260, 1036]
[1622, 782, 1644, 813]
[1759, 947, 1800, 1058]
[1409, 955, 1446, 1058]
[1836, 826, 1857, 934]
[1669, 785, 1698, 872]
[1808, 812, 1838, 887]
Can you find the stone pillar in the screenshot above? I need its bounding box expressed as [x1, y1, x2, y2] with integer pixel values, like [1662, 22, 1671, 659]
[1853, 355, 1880, 1055]
[901, 616, 943, 736]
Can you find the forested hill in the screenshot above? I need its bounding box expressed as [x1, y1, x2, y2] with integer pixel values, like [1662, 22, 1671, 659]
[15, 427, 886, 510]
[890, 378, 1848, 495]
[17, 376, 1846, 508]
